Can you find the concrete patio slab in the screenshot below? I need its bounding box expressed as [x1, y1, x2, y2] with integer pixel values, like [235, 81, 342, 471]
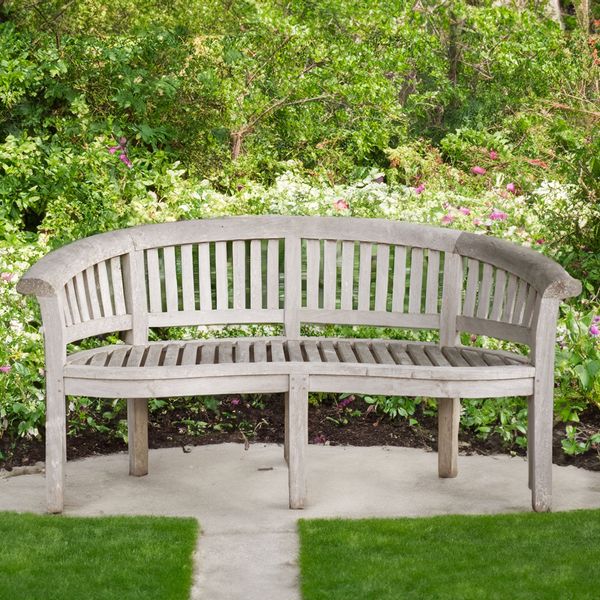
[2, 443, 600, 600]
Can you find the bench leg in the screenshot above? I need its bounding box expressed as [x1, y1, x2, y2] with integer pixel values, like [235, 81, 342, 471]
[438, 397, 460, 478]
[288, 374, 308, 509]
[46, 374, 66, 514]
[530, 389, 553, 512]
[127, 398, 148, 476]
[284, 392, 290, 464]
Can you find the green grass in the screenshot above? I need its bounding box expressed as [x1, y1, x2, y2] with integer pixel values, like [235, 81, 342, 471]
[0, 512, 199, 600]
[299, 510, 600, 600]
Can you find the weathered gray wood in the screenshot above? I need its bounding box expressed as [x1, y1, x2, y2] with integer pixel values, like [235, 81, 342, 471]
[456, 315, 532, 345]
[320, 340, 339, 362]
[39, 296, 67, 513]
[288, 373, 308, 509]
[250, 240, 262, 309]
[284, 236, 301, 337]
[522, 286, 538, 328]
[502, 274, 518, 322]
[408, 248, 424, 313]
[233, 240, 246, 310]
[425, 249, 440, 314]
[337, 340, 357, 363]
[392, 246, 407, 312]
[146, 248, 162, 313]
[476, 263, 493, 319]
[287, 340, 304, 362]
[236, 340, 251, 363]
[323, 240, 337, 310]
[163, 246, 178, 312]
[371, 342, 395, 365]
[253, 340, 267, 362]
[284, 391, 290, 464]
[181, 244, 195, 311]
[530, 297, 560, 512]
[354, 341, 376, 364]
[215, 241, 229, 310]
[74, 271, 90, 322]
[489, 268, 507, 321]
[306, 239, 320, 309]
[463, 258, 479, 317]
[96, 260, 113, 318]
[439, 253, 463, 347]
[388, 342, 412, 365]
[65, 278, 81, 324]
[358, 242, 372, 311]
[267, 239, 280, 310]
[340, 241, 355, 310]
[298, 308, 439, 329]
[270, 340, 286, 363]
[375, 244, 390, 312]
[110, 256, 127, 316]
[198, 242, 212, 311]
[438, 397, 460, 478]
[303, 340, 322, 363]
[512, 280, 528, 325]
[84, 266, 102, 320]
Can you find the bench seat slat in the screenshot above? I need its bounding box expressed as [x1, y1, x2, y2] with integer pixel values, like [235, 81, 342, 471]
[320, 340, 339, 363]
[286, 340, 304, 363]
[371, 342, 395, 365]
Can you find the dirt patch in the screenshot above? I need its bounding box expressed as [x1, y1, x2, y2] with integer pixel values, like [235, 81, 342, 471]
[1, 396, 599, 472]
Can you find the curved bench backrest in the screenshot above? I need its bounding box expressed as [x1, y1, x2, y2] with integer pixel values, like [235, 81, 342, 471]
[18, 216, 580, 348]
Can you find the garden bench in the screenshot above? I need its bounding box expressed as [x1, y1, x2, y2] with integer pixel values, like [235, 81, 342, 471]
[17, 216, 581, 514]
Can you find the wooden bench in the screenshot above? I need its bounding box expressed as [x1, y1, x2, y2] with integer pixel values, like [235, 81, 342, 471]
[17, 216, 581, 514]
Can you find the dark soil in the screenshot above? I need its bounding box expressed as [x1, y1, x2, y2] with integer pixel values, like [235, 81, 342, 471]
[1, 396, 599, 472]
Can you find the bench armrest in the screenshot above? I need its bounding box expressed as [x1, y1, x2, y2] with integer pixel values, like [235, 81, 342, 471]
[454, 232, 581, 300]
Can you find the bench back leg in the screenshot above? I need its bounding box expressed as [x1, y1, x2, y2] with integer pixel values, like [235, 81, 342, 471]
[288, 374, 308, 509]
[128, 398, 148, 476]
[438, 397, 460, 478]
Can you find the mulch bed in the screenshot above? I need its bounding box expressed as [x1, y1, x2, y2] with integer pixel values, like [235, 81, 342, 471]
[1, 396, 599, 472]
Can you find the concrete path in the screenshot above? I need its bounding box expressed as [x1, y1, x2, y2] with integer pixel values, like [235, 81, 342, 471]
[2, 443, 600, 600]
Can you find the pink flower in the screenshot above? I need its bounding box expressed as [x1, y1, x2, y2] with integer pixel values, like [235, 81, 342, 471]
[333, 199, 349, 211]
[458, 207, 471, 216]
[506, 182, 516, 194]
[372, 174, 385, 184]
[229, 396, 241, 406]
[441, 213, 454, 224]
[119, 153, 133, 169]
[414, 184, 425, 195]
[108, 145, 121, 155]
[593, 316, 600, 324]
[470, 334, 478, 343]
[471, 166, 486, 176]
[473, 218, 483, 226]
[489, 150, 499, 160]
[590, 324, 600, 337]
[1, 272, 13, 282]
[0, 365, 11, 373]
[313, 434, 327, 445]
[490, 208, 508, 221]
[535, 238, 545, 245]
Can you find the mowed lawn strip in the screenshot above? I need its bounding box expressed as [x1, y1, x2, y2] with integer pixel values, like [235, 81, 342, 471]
[299, 509, 600, 600]
[0, 512, 199, 600]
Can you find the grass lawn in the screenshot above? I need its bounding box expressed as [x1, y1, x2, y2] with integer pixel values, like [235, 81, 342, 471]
[0, 512, 198, 600]
[299, 509, 600, 600]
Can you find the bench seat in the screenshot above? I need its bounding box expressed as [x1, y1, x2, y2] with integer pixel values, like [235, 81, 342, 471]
[64, 338, 535, 399]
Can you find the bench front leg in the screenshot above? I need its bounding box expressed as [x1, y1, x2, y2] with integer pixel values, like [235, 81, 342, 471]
[288, 374, 308, 509]
[438, 397, 460, 478]
[284, 392, 290, 464]
[127, 398, 148, 476]
[46, 374, 66, 513]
